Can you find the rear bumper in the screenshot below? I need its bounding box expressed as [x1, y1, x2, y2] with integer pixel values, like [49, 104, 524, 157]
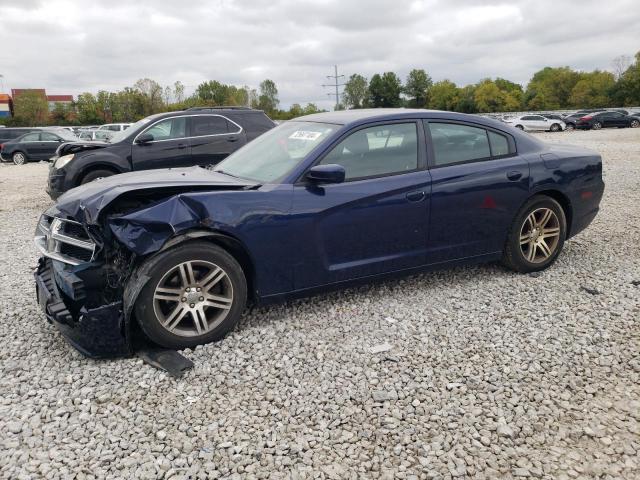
[34, 257, 132, 358]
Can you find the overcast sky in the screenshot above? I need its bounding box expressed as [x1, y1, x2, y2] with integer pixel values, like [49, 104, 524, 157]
[1, 0, 638, 109]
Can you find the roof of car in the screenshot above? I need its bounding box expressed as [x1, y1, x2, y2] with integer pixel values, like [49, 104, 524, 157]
[295, 108, 502, 127]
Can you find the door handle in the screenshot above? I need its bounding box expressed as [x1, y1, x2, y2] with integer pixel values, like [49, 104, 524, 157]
[177, 143, 187, 149]
[406, 191, 426, 202]
[227, 136, 239, 142]
[506, 171, 523, 181]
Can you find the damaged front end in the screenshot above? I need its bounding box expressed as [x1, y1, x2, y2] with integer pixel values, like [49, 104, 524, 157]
[34, 214, 134, 357]
[34, 167, 261, 358]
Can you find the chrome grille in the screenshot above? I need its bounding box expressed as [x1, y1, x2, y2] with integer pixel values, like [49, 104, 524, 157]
[35, 215, 96, 265]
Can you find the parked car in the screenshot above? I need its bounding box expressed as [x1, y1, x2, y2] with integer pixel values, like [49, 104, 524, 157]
[0, 129, 78, 164]
[0, 127, 42, 144]
[46, 107, 275, 199]
[98, 123, 132, 132]
[77, 129, 114, 142]
[34, 108, 604, 356]
[561, 112, 597, 130]
[576, 111, 640, 130]
[504, 114, 565, 132]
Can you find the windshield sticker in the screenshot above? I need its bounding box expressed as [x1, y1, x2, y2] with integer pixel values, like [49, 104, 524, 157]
[289, 130, 323, 141]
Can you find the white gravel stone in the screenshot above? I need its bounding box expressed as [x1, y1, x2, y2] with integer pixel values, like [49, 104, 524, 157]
[0, 129, 639, 478]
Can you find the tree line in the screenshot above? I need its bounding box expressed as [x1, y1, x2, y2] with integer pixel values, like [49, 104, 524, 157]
[3, 78, 323, 126]
[342, 51, 640, 112]
[3, 51, 639, 127]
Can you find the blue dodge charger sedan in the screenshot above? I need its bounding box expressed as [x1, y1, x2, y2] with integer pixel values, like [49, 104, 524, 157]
[34, 109, 604, 356]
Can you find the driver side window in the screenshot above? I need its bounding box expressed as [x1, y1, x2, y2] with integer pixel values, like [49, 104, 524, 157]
[319, 123, 418, 180]
[144, 117, 187, 141]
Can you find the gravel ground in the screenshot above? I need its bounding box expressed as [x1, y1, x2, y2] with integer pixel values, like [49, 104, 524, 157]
[0, 128, 638, 479]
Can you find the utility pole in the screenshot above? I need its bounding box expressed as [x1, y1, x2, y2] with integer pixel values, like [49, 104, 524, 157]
[322, 65, 345, 111]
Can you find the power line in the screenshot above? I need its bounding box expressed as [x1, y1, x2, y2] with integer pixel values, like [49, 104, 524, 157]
[322, 65, 346, 110]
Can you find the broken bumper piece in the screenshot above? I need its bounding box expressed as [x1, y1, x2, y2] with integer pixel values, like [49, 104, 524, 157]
[34, 257, 131, 358]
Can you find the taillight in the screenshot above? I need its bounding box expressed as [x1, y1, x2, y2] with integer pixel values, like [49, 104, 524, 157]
[581, 116, 592, 120]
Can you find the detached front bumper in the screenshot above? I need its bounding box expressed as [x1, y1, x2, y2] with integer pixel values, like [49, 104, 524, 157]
[47, 166, 67, 200]
[34, 257, 132, 358]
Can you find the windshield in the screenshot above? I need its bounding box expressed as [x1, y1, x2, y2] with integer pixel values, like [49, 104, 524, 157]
[108, 116, 154, 143]
[213, 121, 339, 183]
[53, 129, 79, 141]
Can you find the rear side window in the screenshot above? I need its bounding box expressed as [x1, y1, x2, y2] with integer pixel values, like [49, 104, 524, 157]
[320, 122, 418, 180]
[229, 112, 275, 132]
[41, 132, 59, 141]
[21, 133, 40, 142]
[488, 131, 510, 156]
[427, 122, 491, 166]
[191, 116, 233, 136]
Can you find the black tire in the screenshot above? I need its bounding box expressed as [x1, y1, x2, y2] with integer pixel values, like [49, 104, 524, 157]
[80, 169, 115, 184]
[550, 123, 561, 132]
[631, 119, 640, 128]
[592, 122, 602, 130]
[12, 151, 27, 165]
[502, 195, 567, 273]
[565, 123, 575, 131]
[134, 241, 247, 349]
[515, 125, 524, 130]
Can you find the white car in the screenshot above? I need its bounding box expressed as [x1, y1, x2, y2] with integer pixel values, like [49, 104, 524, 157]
[98, 123, 132, 132]
[504, 115, 565, 132]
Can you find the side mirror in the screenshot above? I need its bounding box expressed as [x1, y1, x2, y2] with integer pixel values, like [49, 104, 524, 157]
[136, 132, 154, 144]
[306, 164, 345, 184]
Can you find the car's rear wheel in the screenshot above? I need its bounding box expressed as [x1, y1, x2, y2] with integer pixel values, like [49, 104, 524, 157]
[515, 125, 524, 130]
[81, 169, 115, 184]
[503, 195, 566, 273]
[12, 152, 27, 165]
[134, 241, 247, 349]
[592, 122, 602, 130]
[550, 123, 561, 132]
[631, 119, 640, 128]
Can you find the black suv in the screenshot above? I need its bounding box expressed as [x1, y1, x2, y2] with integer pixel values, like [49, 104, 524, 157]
[47, 107, 275, 199]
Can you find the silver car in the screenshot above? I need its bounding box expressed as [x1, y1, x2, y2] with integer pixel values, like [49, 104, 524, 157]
[504, 115, 566, 132]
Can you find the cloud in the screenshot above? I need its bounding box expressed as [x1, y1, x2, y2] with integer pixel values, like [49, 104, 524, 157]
[0, 0, 637, 110]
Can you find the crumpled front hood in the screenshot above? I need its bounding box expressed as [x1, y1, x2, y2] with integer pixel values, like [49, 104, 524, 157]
[52, 166, 259, 224]
[57, 141, 110, 157]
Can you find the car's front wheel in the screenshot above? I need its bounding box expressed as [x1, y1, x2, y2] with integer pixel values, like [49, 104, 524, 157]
[515, 125, 524, 130]
[550, 123, 561, 132]
[503, 195, 566, 273]
[134, 241, 247, 349]
[81, 169, 115, 184]
[631, 119, 640, 128]
[12, 152, 27, 165]
[565, 123, 575, 131]
[592, 121, 602, 130]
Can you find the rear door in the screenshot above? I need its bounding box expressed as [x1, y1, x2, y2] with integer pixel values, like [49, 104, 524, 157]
[17, 132, 42, 158]
[189, 114, 246, 167]
[424, 121, 530, 263]
[131, 116, 192, 170]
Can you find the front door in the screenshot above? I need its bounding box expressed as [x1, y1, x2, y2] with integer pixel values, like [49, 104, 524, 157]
[131, 116, 192, 170]
[291, 121, 431, 289]
[17, 132, 42, 159]
[424, 121, 530, 263]
[39, 132, 64, 160]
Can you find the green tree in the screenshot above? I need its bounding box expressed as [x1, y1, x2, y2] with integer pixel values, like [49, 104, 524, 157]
[428, 80, 459, 110]
[611, 51, 640, 106]
[368, 72, 402, 108]
[569, 70, 615, 108]
[342, 74, 369, 109]
[13, 91, 49, 125]
[75, 92, 101, 124]
[525, 67, 580, 110]
[257, 79, 279, 114]
[134, 78, 164, 115]
[455, 84, 477, 113]
[404, 69, 433, 108]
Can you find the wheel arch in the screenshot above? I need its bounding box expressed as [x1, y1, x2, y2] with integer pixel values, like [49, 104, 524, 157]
[77, 163, 123, 184]
[528, 189, 573, 237]
[153, 229, 257, 303]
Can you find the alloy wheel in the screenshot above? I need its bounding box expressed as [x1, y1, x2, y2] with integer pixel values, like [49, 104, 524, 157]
[152, 260, 234, 337]
[13, 152, 25, 165]
[519, 208, 561, 264]
[631, 120, 639, 128]
[593, 122, 602, 130]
